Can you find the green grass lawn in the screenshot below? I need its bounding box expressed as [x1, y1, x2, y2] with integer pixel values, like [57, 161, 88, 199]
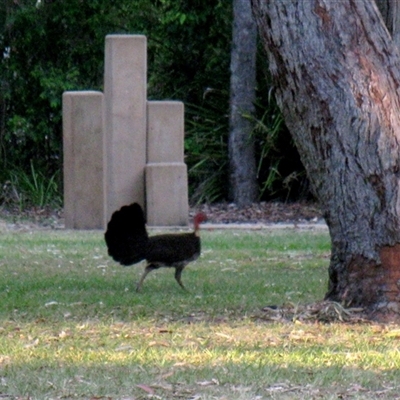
[0, 227, 399, 399]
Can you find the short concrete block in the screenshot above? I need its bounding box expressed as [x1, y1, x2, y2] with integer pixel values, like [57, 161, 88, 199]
[147, 101, 184, 163]
[146, 163, 189, 226]
[63, 91, 104, 229]
[104, 35, 147, 222]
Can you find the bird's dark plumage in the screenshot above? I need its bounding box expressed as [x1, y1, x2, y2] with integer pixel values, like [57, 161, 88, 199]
[104, 203, 148, 265]
[104, 203, 207, 291]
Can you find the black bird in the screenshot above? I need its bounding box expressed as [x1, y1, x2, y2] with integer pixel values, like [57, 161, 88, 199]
[105, 203, 207, 291]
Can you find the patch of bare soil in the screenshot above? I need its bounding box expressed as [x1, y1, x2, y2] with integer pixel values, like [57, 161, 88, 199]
[0, 201, 323, 231]
[191, 201, 323, 224]
[0, 206, 64, 231]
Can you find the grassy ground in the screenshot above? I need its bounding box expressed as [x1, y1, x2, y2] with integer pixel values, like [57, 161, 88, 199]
[0, 226, 399, 399]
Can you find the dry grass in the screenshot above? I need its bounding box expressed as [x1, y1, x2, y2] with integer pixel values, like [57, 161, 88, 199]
[259, 300, 367, 324]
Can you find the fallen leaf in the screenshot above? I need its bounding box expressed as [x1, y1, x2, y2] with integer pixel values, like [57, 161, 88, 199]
[90, 397, 112, 400]
[148, 341, 170, 347]
[196, 379, 219, 386]
[24, 338, 39, 348]
[115, 345, 133, 352]
[161, 371, 174, 379]
[215, 332, 232, 339]
[45, 301, 59, 307]
[136, 384, 154, 394]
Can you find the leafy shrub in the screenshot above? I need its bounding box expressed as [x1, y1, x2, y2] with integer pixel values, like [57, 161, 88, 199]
[0, 0, 308, 208]
[185, 95, 230, 204]
[1, 161, 61, 209]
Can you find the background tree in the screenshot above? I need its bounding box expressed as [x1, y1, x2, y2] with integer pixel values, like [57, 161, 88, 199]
[376, 0, 400, 45]
[252, 0, 400, 320]
[228, 0, 258, 206]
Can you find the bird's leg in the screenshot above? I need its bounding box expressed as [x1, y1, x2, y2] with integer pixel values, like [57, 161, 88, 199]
[136, 264, 158, 292]
[174, 266, 188, 291]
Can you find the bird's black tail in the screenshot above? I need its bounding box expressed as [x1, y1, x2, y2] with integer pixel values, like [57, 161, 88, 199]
[104, 203, 149, 266]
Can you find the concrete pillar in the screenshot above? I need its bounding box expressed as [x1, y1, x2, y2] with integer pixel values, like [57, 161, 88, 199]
[146, 163, 189, 226]
[104, 35, 147, 223]
[146, 100, 189, 226]
[147, 101, 184, 163]
[62, 35, 190, 229]
[62, 91, 104, 229]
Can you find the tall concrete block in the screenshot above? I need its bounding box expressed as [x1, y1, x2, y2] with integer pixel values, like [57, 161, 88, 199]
[147, 101, 184, 163]
[63, 91, 104, 229]
[104, 35, 147, 222]
[146, 163, 189, 226]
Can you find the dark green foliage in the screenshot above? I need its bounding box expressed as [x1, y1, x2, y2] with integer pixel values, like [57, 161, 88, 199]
[1, 161, 61, 209]
[252, 95, 310, 202]
[1, 0, 112, 174]
[0, 0, 307, 207]
[185, 92, 230, 204]
[185, 52, 310, 204]
[145, 1, 231, 103]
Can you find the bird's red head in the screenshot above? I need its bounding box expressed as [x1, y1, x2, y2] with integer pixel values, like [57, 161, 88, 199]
[194, 212, 207, 231]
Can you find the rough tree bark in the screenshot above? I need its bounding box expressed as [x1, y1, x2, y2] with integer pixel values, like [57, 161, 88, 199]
[229, 0, 258, 207]
[252, 0, 400, 320]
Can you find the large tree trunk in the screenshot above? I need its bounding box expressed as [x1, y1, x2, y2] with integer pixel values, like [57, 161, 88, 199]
[229, 0, 258, 207]
[252, 0, 400, 320]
